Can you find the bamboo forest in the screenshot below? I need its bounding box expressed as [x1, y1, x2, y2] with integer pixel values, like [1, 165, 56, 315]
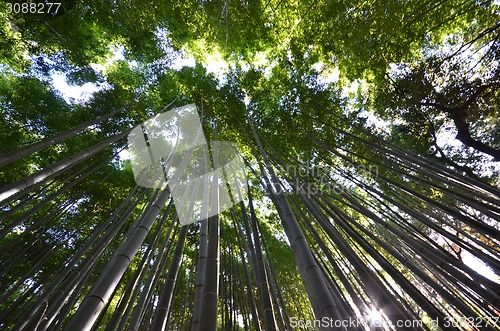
[1, 0, 500, 330]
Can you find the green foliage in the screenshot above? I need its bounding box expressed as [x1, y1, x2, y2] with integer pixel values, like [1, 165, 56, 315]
[1, 1, 499, 330]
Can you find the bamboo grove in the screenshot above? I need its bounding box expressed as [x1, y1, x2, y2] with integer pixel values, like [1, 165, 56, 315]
[1, 98, 499, 330]
[1, 0, 500, 331]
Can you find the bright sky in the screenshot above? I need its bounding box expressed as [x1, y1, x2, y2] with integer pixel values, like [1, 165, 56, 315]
[50, 47, 126, 103]
[463, 251, 498, 282]
[51, 73, 103, 103]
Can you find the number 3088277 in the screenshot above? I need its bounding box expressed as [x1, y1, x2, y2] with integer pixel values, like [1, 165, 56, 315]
[6, 3, 61, 14]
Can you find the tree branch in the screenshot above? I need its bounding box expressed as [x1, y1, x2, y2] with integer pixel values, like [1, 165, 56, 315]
[426, 115, 480, 178]
[421, 82, 500, 160]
